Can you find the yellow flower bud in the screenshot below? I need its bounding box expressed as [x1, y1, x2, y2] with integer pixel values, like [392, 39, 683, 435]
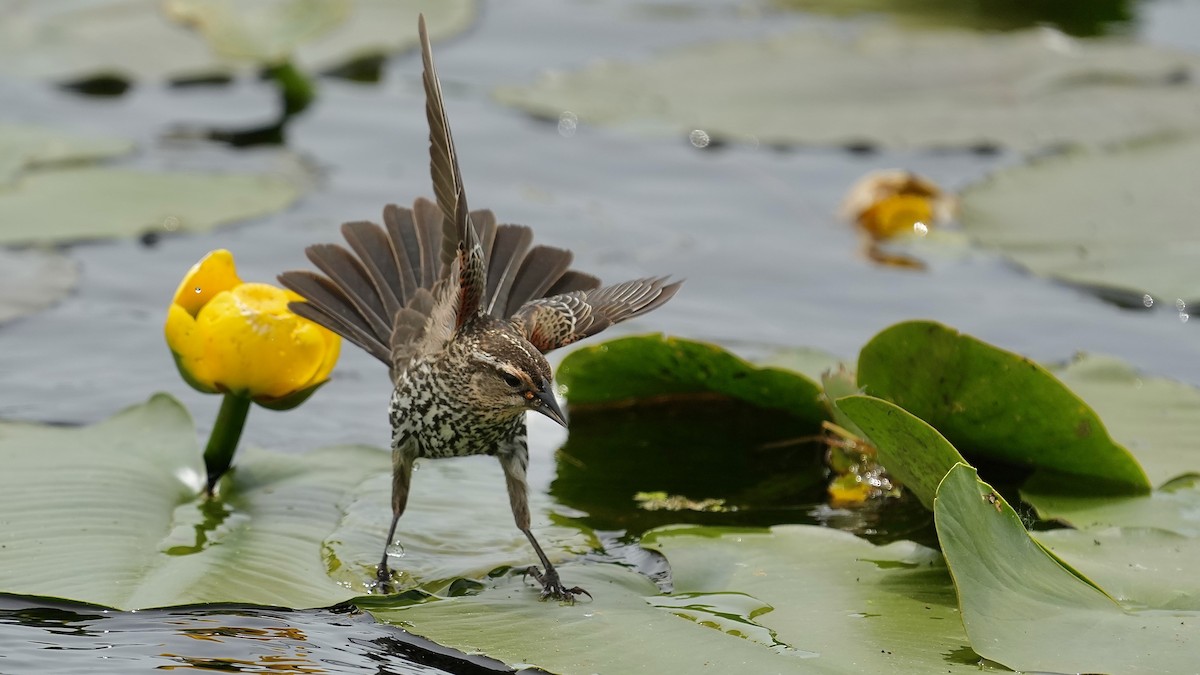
[164, 249, 340, 407]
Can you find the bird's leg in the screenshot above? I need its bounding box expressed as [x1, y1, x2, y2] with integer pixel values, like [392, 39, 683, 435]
[377, 450, 413, 593]
[500, 451, 590, 603]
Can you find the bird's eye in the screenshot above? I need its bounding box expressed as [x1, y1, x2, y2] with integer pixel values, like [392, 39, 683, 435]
[501, 372, 522, 388]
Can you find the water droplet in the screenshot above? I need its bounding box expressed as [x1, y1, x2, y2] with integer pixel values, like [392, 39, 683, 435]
[1180, 312, 1190, 323]
[162, 215, 181, 231]
[1143, 294, 1154, 308]
[558, 111, 578, 138]
[912, 222, 928, 236]
[194, 286, 202, 294]
[1176, 298, 1187, 312]
[385, 543, 406, 558]
[689, 129, 710, 148]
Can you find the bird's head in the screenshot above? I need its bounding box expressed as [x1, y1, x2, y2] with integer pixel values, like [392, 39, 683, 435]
[464, 325, 566, 427]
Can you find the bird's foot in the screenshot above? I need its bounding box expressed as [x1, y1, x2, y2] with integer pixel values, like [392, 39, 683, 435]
[524, 566, 591, 603]
[374, 563, 395, 595]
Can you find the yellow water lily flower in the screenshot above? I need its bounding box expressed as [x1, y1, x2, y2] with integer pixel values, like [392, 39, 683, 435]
[165, 249, 340, 407]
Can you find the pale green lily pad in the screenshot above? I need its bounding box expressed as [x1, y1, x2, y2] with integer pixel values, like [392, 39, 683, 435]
[0, 164, 301, 245]
[0, 394, 583, 610]
[1034, 526, 1200, 610]
[1024, 474, 1200, 537]
[0, 0, 474, 81]
[496, 26, 1200, 153]
[961, 135, 1200, 302]
[372, 525, 1001, 674]
[936, 463, 1198, 674]
[0, 123, 133, 186]
[0, 248, 78, 324]
[1051, 354, 1200, 487]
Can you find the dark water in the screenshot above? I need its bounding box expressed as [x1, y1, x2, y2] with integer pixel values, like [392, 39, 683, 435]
[0, 595, 521, 674]
[2, 0, 1200, 672]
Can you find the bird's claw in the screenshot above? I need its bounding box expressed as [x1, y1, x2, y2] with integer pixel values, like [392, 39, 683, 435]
[524, 566, 591, 603]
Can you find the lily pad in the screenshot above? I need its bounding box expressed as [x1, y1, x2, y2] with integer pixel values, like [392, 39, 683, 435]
[496, 26, 1200, 153]
[835, 395, 966, 510]
[0, 123, 133, 186]
[1024, 473, 1200, 537]
[0, 164, 301, 245]
[1034, 526, 1200, 610]
[371, 525, 1001, 674]
[0, 0, 474, 82]
[936, 463, 1198, 674]
[857, 321, 1149, 492]
[557, 334, 825, 425]
[0, 394, 583, 610]
[0, 248, 78, 324]
[1051, 354, 1200, 487]
[776, 0, 1133, 36]
[961, 135, 1200, 303]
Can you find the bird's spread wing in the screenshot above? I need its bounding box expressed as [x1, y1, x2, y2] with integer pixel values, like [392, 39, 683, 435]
[509, 277, 683, 353]
[419, 14, 484, 329]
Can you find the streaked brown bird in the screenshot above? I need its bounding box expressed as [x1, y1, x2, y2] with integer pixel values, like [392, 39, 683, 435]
[279, 16, 681, 601]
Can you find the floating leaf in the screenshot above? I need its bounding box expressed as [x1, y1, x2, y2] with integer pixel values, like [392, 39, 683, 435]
[0, 248, 78, 324]
[857, 321, 1149, 491]
[0, 123, 132, 186]
[496, 26, 1200, 153]
[557, 334, 824, 424]
[1024, 473, 1200, 537]
[0, 0, 474, 82]
[936, 463, 1198, 674]
[1034, 526, 1200, 610]
[0, 165, 301, 245]
[961, 135, 1200, 303]
[372, 525, 1000, 674]
[0, 395, 582, 610]
[776, 0, 1134, 36]
[835, 395, 966, 510]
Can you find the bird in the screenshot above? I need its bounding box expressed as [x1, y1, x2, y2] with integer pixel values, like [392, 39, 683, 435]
[278, 15, 681, 602]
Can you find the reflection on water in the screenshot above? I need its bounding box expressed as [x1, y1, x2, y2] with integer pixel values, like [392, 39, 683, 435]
[0, 596, 517, 674]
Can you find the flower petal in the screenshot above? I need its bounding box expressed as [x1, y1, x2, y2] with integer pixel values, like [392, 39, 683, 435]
[171, 249, 242, 318]
[164, 303, 219, 393]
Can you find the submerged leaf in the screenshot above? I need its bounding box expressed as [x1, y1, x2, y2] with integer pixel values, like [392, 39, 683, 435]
[0, 123, 132, 186]
[0, 248, 78, 324]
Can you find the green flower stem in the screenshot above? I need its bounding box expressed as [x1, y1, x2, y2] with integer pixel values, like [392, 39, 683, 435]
[204, 393, 251, 497]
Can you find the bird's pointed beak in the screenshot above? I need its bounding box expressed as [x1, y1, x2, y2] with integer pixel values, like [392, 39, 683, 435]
[532, 387, 568, 428]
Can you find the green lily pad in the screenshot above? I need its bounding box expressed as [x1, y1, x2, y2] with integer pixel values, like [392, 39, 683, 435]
[0, 248, 78, 324]
[0, 394, 584, 610]
[0, 123, 133, 186]
[557, 334, 825, 425]
[371, 524, 1001, 674]
[835, 395, 966, 510]
[0, 164, 301, 245]
[857, 321, 1149, 492]
[0, 0, 474, 81]
[936, 463, 1198, 674]
[961, 135, 1200, 303]
[495, 26, 1200, 153]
